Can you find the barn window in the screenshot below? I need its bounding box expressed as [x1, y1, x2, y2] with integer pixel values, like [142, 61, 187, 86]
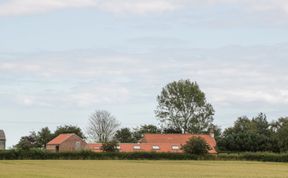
[133, 145, 141, 150]
[152, 146, 160, 150]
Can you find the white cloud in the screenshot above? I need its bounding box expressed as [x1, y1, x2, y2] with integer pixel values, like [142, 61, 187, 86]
[1, 0, 288, 16]
[13, 86, 130, 108]
[0, 0, 182, 16]
[1, 44, 288, 110]
[0, 0, 95, 16]
[0, 62, 41, 72]
[97, 0, 178, 14]
[210, 89, 288, 106]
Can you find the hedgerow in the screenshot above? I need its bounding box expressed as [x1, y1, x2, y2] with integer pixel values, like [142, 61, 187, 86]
[0, 150, 287, 162]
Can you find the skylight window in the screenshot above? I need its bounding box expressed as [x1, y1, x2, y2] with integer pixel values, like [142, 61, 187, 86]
[152, 146, 160, 150]
[172, 146, 180, 150]
[133, 145, 141, 150]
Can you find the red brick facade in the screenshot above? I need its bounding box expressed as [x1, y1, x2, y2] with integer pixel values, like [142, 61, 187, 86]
[47, 134, 87, 152]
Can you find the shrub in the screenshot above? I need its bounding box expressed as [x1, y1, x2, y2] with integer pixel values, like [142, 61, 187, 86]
[101, 141, 119, 152]
[182, 137, 210, 155]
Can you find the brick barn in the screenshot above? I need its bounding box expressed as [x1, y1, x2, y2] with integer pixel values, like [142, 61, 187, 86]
[47, 133, 87, 152]
[0, 130, 6, 150]
[47, 133, 217, 154]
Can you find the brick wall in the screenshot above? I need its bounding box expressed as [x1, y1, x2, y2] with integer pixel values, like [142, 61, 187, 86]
[47, 135, 87, 152]
[0, 140, 5, 150]
[59, 135, 87, 152]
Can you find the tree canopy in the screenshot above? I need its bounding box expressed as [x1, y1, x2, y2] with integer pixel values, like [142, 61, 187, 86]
[54, 125, 86, 139]
[218, 113, 287, 152]
[133, 124, 161, 141]
[274, 117, 288, 152]
[155, 80, 214, 134]
[15, 132, 39, 150]
[37, 127, 53, 149]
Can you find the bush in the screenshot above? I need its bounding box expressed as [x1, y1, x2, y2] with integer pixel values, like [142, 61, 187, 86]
[101, 141, 119, 152]
[182, 137, 210, 155]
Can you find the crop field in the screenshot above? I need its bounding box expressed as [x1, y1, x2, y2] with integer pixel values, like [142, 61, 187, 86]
[0, 160, 287, 178]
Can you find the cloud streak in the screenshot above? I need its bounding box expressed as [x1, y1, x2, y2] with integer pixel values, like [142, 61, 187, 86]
[0, 0, 181, 16]
[1, 0, 288, 16]
[1, 44, 288, 110]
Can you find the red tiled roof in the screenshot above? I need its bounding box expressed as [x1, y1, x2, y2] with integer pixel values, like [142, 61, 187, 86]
[47, 134, 75, 145]
[142, 134, 216, 146]
[88, 134, 217, 154]
[141, 134, 217, 153]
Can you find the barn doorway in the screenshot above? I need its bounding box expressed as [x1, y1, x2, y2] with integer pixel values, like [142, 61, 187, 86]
[56, 145, 59, 152]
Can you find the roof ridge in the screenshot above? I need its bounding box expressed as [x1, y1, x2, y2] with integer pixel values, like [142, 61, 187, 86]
[47, 133, 76, 145]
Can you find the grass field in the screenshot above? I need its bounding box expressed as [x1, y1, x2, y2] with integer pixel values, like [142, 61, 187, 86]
[0, 160, 287, 178]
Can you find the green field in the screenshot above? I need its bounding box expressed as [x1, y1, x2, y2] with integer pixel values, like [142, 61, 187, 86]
[0, 160, 287, 178]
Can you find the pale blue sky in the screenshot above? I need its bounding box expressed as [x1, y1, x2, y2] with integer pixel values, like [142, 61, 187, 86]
[1, 0, 288, 147]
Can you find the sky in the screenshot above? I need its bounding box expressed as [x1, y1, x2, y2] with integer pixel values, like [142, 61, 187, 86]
[1, 0, 288, 147]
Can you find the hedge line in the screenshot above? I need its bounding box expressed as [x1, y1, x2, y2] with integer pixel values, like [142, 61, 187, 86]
[0, 150, 287, 162]
[0, 150, 214, 160]
[217, 152, 288, 162]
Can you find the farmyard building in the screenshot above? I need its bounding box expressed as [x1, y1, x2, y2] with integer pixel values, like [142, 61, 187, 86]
[0, 130, 6, 150]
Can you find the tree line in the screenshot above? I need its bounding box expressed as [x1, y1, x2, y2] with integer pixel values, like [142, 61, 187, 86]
[14, 79, 288, 153]
[218, 113, 288, 152]
[15, 125, 85, 150]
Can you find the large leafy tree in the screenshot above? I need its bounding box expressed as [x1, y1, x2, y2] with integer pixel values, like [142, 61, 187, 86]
[87, 110, 120, 143]
[155, 80, 214, 133]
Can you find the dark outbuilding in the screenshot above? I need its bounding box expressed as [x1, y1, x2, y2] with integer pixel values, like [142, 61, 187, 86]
[0, 130, 6, 150]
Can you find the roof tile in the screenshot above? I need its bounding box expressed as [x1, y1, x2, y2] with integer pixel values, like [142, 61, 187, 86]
[47, 134, 75, 145]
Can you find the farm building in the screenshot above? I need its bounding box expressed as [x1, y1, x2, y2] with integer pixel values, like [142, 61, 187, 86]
[46, 133, 87, 152]
[0, 130, 6, 150]
[88, 134, 217, 154]
[47, 133, 217, 154]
